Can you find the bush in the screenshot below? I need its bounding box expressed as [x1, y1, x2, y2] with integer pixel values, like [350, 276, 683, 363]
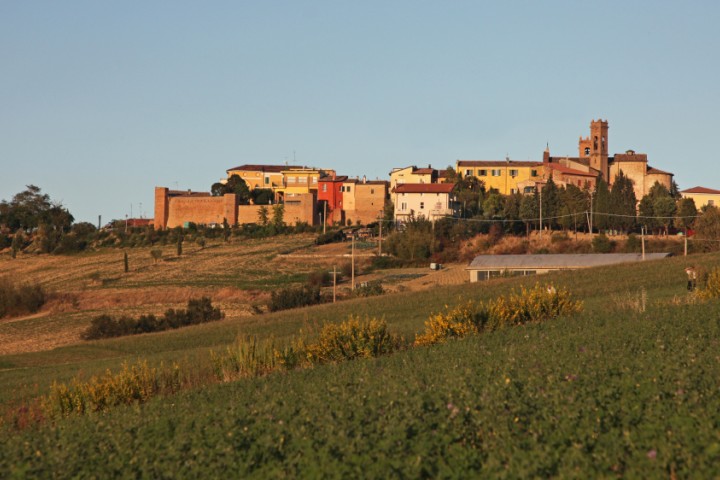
[210, 336, 277, 382]
[415, 284, 583, 346]
[303, 316, 403, 364]
[41, 360, 182, 418]
[592, 233, 614, 253]
[315, 229, 345, 245]
[353, 280, 384, 298]
[81, 297, 224, 340]
[307, 270, 331, 287]
[0, 277, 46, 318]
[624, 234, 641, 253]
[696, 267, 720, 300]
[269, 285, 322, 312]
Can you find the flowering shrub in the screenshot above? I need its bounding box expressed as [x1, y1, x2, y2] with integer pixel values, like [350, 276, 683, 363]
[415, 284, 583, 346]
[304, 316, 402, 364]
[696, 267, 720, 300]
[41, 361, 181, 418]
[414, 302, 484, 346]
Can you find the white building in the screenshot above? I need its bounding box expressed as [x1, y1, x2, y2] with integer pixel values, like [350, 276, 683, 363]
[393, 183, 456, 223]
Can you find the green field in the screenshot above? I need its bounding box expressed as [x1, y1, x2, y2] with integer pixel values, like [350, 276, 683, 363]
[2, 251, 720, 477]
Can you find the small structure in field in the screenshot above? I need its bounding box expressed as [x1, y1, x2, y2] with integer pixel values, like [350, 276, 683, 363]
[466, 253, 672, 282]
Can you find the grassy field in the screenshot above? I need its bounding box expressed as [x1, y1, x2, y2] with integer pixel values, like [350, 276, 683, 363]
[1, 240, 719, 477]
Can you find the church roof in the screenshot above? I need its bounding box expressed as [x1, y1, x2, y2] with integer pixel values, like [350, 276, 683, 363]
[646, 166, 673, 176]
[681, 186, 720, 194]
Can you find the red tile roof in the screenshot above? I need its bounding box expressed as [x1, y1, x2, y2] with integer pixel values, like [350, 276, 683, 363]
[413, 168, 436, 174]
[613, 153, 648, 163]
[458, 160, 543, 167]
[394, 183, 455, 194]
[681, 186, 720, 195]
[646, 166, 673, 176]
[319, 175, 348, 182]
[226, 164, 291, 173]
[547, 164, 596, 177]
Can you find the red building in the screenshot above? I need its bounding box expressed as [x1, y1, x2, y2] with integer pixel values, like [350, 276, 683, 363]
[318, 174, 348, 225]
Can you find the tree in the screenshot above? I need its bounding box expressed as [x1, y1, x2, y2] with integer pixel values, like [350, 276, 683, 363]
[482, 192, 504, 219]
[258, 206, 269, 226]
[639, 181, 675, 234]
[608, 170, 637, 233]
[541, 178, 561, 230]
[675, 197, 697, 230]
[694, 206, 720, 251]
[0, 185, 73, 238]
[653, 196, 677, 235]
[272, 204, 285, 229]
[593, 179, 611, 233]
[210, 175, 251, 204]
[559, 184, 587, 233]
[454, 176, 485, 218]
[519, 193, 538, 237]
[251, 189, 274, 205]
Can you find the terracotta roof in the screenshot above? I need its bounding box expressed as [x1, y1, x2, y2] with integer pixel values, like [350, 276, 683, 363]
[226, 164, 288, 173]
[458, 160, 542, 168]
[681, 186, 720, 195]
[547, 164, 597, 177]
[319, 175, 348, 182]
[394, 183, 455, 194]
[413, 168, 436, 174]
[646, 166, 673, 176]
[612, 153, 648, 163]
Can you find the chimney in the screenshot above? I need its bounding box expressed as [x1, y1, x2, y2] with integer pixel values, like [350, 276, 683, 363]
[362, 175, 366, 184]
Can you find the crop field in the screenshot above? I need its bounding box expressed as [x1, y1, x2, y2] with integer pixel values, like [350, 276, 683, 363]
[1, 244, 720, 477]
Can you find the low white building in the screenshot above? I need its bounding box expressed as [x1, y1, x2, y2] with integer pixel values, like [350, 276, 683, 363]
[393, 183, 456, 223]
[466, 253, 672, 282]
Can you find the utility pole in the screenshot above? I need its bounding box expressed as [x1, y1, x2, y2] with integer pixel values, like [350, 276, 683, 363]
[323, 201, 327, 234]
[378, 214, 383, 256]
[351, 235, 355, 291]
[684, 228, 688, 256]
[589, 191, 594, 235]
[641, 226, 646, 260]
[539, 188, 543, 237]
[333, 265, 337, 303]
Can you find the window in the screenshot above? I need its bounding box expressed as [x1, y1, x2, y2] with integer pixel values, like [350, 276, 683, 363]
[346, 186, 351, 192]
[478, 169, 487, 176]
[401, 203, 407, 211]
[420, 202, 425, 209]
[264, 176, 270, 185]
[510, 188, 516, 194]
[523, 186, 534, 194]
[492, 169, 501, 177]
[312, 177, 317, 183]
[509, 169, 518, 177]
[584, 147, 590, 156]
[465, 169, 472, 177]
[531, 169, 538, 177]
[322, 184, 327, 192]
[288, 177, 296, 183]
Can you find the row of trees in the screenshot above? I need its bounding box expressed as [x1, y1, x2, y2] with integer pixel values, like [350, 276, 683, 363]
[448, 169, 696, 236]
[210, 175, 273, 205]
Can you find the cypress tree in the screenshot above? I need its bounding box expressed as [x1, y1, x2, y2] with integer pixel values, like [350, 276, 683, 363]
[123, 251, 129, 273]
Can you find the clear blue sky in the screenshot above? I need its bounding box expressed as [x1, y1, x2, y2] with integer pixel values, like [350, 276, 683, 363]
[2, 1, 719, 223]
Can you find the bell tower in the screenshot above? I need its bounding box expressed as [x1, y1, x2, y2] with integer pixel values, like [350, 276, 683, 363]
[588, 119, 609, 180]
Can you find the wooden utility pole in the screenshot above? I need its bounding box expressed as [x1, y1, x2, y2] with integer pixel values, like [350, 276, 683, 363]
[378, 216, 383, 256]
[323, 201, 327, 234]
[641, 226, 646, 260]
[351, 235, 355, 291]
[333, 265, 337, 303]
[684, 229, 688, 256]
[539, 188, 543, 237]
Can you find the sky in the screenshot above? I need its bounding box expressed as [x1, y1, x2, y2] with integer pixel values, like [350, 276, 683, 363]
[2, 1, 719, 223]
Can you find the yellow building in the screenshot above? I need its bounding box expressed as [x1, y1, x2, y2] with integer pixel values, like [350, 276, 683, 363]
[225, 164, 287, 190]
[681, 186, 720, 209]
[389, 166, 438, 202]
[456, 160, 544, 195]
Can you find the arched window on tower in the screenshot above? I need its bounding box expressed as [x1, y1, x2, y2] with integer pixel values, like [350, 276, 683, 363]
[584, 147, 590, 155]
[602, 137, 606, 151]
[593, 136, 598, 150]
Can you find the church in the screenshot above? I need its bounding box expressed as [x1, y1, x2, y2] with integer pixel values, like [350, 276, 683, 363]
[457, 119, 674, 199]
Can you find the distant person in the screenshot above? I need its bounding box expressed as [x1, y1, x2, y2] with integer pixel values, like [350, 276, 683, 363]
[685, 266, 697, 291]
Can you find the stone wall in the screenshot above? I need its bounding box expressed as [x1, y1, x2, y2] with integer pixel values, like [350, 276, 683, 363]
[154, 187, 237, 229]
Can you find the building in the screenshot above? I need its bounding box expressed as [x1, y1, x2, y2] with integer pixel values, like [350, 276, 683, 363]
[466, 253, 672, 282]
[458, 119, 674, 199]
[680, 186, 720, 209]
[341, 177, 388, 226]
[225, 164, 287, 190]
[393, 183, 456, 223]
[456, 160, 544, 194]
[318, 174, 348, 225]
[389, 166, 439, 202]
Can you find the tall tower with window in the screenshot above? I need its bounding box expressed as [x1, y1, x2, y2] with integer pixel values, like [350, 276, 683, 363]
[588, 119, 609, 180]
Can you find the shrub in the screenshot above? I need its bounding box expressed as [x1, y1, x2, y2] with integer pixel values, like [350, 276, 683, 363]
[315, 229, 345, 245]
[0, 277, 46, 318]
[150, 249, 163, 263]
[696, 267, 720, 300]
[592, 233, 614, 253]
[307, 270, 331, 287]
[304, 316, 403, 364]
[81, 297, 224, 340]
[210, 336, 277, 382]
[415, 284, 583, 346]
[269, 285, 322, 312]
[353, 280, 384, 298]
[41, 360, 182, 418]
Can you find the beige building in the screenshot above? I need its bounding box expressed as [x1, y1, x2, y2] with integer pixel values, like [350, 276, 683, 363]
[389, 166, 438, 202]
[393, 183, 456, 223]
[225, 164, 287, 190]
[680, 186, 720, 209]
[341, 178, 388, 225]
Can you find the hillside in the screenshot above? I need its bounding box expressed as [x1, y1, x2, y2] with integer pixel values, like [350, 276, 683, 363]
[2, 244, 720, 476]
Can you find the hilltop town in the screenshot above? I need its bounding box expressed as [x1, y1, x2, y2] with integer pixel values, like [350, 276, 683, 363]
[152, 119, 718, 231]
